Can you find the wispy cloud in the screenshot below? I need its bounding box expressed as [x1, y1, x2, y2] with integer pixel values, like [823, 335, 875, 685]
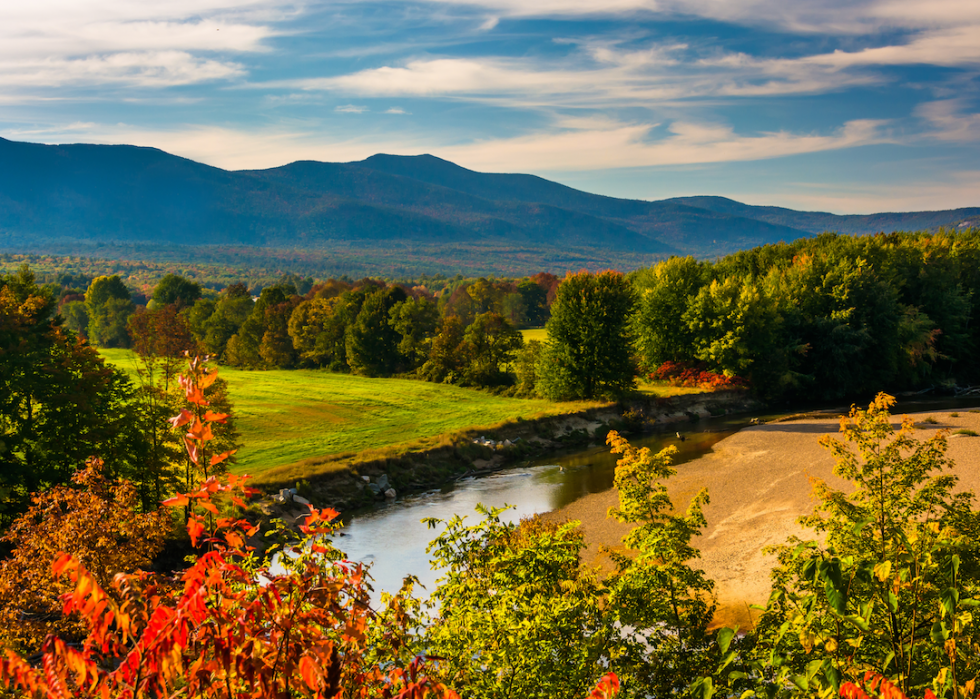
[418, 0, 980, 34]
[0, 0, 279, 92]
[335, 104, 369, 113]
[915, 100, 980, 142]
[385, 107, 409, 114]
[0, 52, 244, 89]
[285, 48, 866, 108]
[438, 118, 892, 171]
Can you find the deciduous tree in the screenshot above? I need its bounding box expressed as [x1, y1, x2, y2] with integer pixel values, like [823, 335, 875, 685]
[754, 394, 980, 697]
[537, 270, 636, 400]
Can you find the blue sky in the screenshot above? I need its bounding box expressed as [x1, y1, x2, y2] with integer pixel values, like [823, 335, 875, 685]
[2, 0, 978, 213]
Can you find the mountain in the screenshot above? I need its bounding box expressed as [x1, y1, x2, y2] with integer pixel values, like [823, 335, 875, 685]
[665, 196, 980, 237]
[0, 137, 977, 273]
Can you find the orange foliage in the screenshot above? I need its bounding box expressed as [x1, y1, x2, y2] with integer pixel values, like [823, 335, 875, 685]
[0, 357, 461, 698]
[651, 360, 748, 391]
[840, 672, 939, 699]
[0, 460, 169, 654]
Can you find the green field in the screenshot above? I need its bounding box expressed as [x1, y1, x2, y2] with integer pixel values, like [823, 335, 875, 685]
[520, 327, 548, 343]
[100, 350, 603, 481]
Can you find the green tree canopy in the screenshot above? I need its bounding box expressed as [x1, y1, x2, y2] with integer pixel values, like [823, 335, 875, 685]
[85, 275, 130, 310]
[461, 311, 522, 386]
[753, 394, 980, 698]
[0, 267, 134, 524]
[346, 286, 408, 377]
[537, 270, 636, 400]
[152, 274, 202, 309]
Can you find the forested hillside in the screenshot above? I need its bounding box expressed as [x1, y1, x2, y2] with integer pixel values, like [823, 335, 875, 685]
[2, 137, 978, 277]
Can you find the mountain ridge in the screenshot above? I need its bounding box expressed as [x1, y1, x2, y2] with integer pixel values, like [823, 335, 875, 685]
[1, 137, 977, 272]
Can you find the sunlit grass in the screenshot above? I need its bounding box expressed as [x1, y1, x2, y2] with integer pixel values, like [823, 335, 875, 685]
[520, 327, 548, 343]
[100, 349, 605, 478]
[635, 378, 708, 398]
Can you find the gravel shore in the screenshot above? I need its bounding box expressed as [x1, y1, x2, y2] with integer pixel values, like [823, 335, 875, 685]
[541, 409, 980, 629]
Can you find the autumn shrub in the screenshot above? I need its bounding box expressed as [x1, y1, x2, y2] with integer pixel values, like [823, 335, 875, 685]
[651, 360, 748, 391]
[0, 459, 169, 655]
[0, 358, 461, 698]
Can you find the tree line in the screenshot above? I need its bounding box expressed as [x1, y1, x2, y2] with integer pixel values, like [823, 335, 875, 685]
[58, 227, 980, 406]
[632, 229, 980, 401]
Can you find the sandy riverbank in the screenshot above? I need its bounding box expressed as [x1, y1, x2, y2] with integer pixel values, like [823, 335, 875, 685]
[540, 408, 980, 629]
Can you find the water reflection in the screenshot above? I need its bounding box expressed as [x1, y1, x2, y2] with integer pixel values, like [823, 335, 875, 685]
[334, 410, 762, 599]
[332, 395, 980, 599]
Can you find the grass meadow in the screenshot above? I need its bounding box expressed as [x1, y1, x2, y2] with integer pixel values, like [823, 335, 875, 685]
[519, 327, 548, 343]
[100, 349, 605, 481]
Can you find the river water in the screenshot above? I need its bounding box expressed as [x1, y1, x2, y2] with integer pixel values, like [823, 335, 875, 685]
[329, 395, 980, 600]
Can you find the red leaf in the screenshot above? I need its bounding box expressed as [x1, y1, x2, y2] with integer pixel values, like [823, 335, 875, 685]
[211, 450, 237, 467]
[162, 494, 190, 508]
[168, 409, 193, 429]
[299, 655, 321, 690]
[51, 553, 77, 577]
[187, 518, 205, 547]
[184, 435, 200, 465]
[588, 673, 620, 699]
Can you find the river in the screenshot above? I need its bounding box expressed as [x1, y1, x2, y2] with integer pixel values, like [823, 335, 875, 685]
[329, 395, 980, 600]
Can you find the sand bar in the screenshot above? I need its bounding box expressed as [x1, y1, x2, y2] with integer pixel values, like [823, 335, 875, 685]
[541, 409, 980, 628]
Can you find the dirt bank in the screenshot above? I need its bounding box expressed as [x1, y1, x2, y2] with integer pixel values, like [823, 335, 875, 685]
[541, 409, 980, 630]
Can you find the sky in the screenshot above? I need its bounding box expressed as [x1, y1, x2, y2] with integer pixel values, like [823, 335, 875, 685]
[1, 0, 979, 213]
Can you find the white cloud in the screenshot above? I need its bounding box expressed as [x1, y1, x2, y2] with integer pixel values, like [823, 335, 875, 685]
[437, 118, 891, 170]
[801, 26, 980, 67]
[0, 0, 280, 91]
[915, 100, 980, 142]
[0, 52, 244, 88]
[0, 19, 271, 60]
[385, 107, 410, 114]
[287, 48, 871, 109]
[335, 104, 369, 113]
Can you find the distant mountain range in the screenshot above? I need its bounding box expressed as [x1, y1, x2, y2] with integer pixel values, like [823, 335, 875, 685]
[1, 136, 977, 274]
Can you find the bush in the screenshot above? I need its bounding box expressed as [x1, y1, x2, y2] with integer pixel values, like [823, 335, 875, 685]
[651, 360, 748, 391]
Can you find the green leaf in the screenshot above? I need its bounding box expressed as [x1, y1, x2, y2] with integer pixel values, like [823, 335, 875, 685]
[717, 626, 736, 655]
[942, 587, 959, 619]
